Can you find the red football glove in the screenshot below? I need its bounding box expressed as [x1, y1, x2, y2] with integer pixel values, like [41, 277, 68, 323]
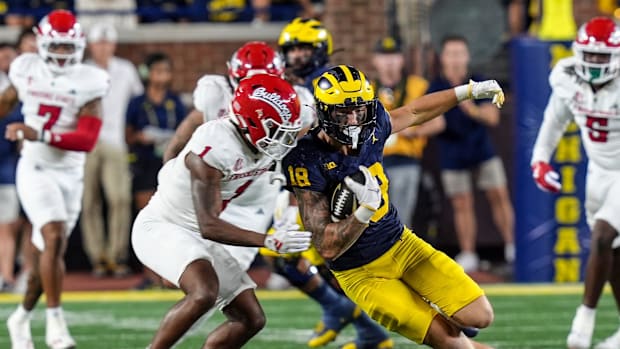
[531, 161, 561, 193]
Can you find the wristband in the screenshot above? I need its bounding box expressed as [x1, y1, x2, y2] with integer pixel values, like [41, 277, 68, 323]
[454, 81, 473, 102]
[353, 206, 375, 224]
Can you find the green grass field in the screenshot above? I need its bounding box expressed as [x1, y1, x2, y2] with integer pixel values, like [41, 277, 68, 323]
[0, 285, 617, 349]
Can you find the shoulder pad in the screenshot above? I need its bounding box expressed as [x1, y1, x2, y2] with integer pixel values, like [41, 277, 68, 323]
[549, 57, 580, 99]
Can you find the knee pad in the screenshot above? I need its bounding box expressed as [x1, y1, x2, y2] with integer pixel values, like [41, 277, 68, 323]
[274, 257, 316, 287]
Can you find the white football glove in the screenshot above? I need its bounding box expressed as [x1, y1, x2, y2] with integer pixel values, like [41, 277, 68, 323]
[273, 206, 299, 231]
[456, 79, 505, 108]
[470, 79, 505, 108]
[264, 224, 312, 254]
[344, 165, 381, 224]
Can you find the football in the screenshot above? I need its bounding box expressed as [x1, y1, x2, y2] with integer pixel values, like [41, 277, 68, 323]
[330, 171, 365, 222]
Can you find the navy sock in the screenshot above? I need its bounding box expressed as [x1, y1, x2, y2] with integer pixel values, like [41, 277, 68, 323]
[307, 281, 344, 311]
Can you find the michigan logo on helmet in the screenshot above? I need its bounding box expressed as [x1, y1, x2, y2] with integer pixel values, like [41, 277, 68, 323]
[573, 16, 620, 84]
[231, 74, 302, 160]
[314, 65, 377, 149]
[35, 9, 86, 74]
[278, 17, 333, 76]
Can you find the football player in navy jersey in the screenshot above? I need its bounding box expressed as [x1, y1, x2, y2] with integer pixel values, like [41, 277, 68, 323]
[278, 17, 332, 90]
[272, 18, 397, 349]
[283, 65, 504, 348]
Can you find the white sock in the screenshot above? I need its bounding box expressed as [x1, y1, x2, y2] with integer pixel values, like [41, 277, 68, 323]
[13, 304, 31, 320]
[504, 243, 515, 263]
[578, 304, 596, 318]
[46, 307, 64, 322]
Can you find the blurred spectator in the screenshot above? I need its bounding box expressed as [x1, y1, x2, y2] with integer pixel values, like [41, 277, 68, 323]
[428, 35, 514, 272]
[75, 0, 137, 28]
[206, 0, 250, 22]
[15, 26, 37, 54]
[126, 52, 186, 289]
[8, 27, 37, 295]
[371, 36, 443, 229]
[251, 0, 323, 25]
[136, 0, 193, 22]
[4, 0, 72, 27]
[0, 42, 19, 291]
[81, 23, 143, 278]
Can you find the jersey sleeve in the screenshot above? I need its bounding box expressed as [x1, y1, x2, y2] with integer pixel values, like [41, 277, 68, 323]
[78, 66, 110, 107]
[293, 85, 316, 128]
[193, 75, 228, 122]
[531, 91, 573, 164]
[186, 122, 231, 174]
[548, 58, 579, 100]
[282, 143, 328, 192]
[8, 53, 37, 94]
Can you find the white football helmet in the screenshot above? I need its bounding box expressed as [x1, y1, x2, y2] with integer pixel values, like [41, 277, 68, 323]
[35, 10, 86, 74]
[573, 17, 620, 84]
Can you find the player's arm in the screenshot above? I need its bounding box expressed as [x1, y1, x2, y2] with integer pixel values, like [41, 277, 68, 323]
[293, 187, 367, 260]
[530, 92, 573, 193]
[531, 92, 573, 165]
[0, 85, 19, 119]
[389, 79, 504, 134]
[4, 98, 103, 152]
[163, 109, 204, 163]
[186, 151, 311, 253]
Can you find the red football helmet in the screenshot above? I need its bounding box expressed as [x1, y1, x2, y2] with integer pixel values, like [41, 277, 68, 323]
[231, 74, 301, 160]
[35, 10, 85, 74]
[573, 17, 620, 84]
[227, 41, 285, 88]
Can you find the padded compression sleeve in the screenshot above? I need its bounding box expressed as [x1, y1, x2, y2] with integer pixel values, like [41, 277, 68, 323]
[45, 115, 102, 152]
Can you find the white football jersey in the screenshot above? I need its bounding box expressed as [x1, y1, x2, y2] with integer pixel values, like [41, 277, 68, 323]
[532, 57, 620, 171]
[192, 74, 316, 127]
[149, 118, 277, 232]
[9, 53, 110, 168]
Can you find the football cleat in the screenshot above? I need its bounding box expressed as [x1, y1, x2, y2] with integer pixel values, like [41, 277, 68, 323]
[595, 327, 620, 349]
[339, 338, 394, 349]
[308, 304, 362, 347]
[46, 312, 76, 349]
[7, 310, 34, 349]
[45, 334, 76, 349]
[566, 306, 595, 349]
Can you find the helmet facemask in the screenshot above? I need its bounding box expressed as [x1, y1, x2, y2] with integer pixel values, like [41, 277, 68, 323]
[318, 100, 377, 150]
[254, 117, 300, 160]
[572, 17, 620, 85]
[38, 40, 84, 74]
[314, 65, 377, 150]
[231, 74, 302, 160]
[573, 44, 620, 84]
[36, 10, 85, 74]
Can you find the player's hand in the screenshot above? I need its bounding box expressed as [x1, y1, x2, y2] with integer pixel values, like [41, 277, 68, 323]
[344, 165, 381, 211]
[469, 79, 505, 108]
[264, 224, 312, 254]
[4, 123, 38, 141]
[273, 206, 299, 231]
[531, 161, 561, 193]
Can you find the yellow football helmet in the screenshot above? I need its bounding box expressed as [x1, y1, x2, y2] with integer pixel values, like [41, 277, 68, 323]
[278, 17, 333, 76]
[314, 65, 377, 148]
